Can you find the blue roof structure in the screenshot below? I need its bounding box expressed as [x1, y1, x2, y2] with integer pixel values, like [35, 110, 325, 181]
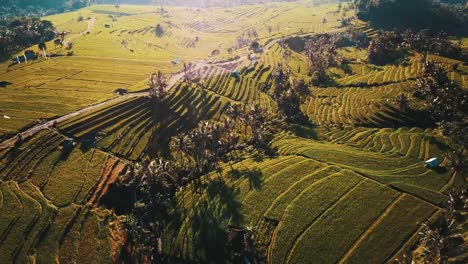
[425, 157, 441, 169]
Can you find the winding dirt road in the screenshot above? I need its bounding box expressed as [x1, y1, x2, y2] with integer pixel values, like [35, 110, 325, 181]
[63, 17, 95, 47]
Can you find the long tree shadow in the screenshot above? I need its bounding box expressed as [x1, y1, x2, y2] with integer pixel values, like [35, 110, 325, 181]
[189, 178, 244, 263]
[227, 167, 264, 191]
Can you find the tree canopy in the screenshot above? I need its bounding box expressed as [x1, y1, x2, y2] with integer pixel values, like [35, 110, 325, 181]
[354, 0, 468, 35]
[0, 17, 55, 59]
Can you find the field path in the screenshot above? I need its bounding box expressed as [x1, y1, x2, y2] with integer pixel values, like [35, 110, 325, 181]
[63, 17, 95, 47]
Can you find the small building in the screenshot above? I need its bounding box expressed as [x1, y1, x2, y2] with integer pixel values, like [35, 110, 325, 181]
[425, 157, 441, 169]
[232, 69, 240, 78]
[24, 50, 37, 60]
[248, 54, 258, 61]
[171, 58, 182, 65]
[211, 49, 220, 57]
[0, 81, 12, 88]
[104, 24, 111, 28]
[226, 226, 246, 260]
[114, 88, 128, 95]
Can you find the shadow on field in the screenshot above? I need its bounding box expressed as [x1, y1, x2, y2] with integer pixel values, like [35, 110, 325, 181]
[192, 178, 243, 263]
[288, 123, 319, 140]
[168, 177, 244, 263]
[228, 167, 264, 191]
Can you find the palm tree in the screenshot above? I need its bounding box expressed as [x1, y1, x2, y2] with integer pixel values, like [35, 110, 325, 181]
[38, 41, 47, 59]
[172, 134, 190, 168]
[448, 149, 467, 183]
[446, 189, 468, 222]
[226, 104, 243, 133]
[419, 219, 450, 264]
[393, 93, 409, 111]
[183, 63, 195, 82]
[148, 70, 168, 102]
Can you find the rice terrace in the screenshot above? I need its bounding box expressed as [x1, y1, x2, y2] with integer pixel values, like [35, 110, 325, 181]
[0, 0, 467, 263]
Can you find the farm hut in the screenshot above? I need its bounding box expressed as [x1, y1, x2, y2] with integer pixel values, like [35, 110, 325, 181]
[248, 54, 258, 61]
[171, 58, 182, 65]
[232, 69, 240, 79]
[226, 226, 246, 259]
[24, 50, 38, 60]
[0, 81, 12, 88]
[114, 88, 128, 95]
[211, 49, 221, 56]
[425, 157, 441, 169]
[59, 139, 76, 152]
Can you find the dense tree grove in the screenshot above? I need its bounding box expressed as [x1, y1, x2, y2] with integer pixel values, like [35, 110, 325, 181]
[0, 0, 95, 59]
[305, 34, 344, 85]
[271, 67, 311, 123]
[367, 31, 401, 65]
[353, 0, 468, 35]
[0, 17, 55, 59]
[367, 30, 467, 65]
[415, 60, 468, 146]
[0, 0, 91, 16]
[116, 99, 278, 262]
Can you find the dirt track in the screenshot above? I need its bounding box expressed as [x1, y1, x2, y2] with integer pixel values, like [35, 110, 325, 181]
[63, 17, 95, 47]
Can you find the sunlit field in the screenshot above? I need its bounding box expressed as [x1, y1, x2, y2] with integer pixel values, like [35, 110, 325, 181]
[0, 0, 467, 263]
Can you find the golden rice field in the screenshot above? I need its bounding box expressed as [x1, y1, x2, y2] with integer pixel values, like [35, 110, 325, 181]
[0, 1, 466, 263]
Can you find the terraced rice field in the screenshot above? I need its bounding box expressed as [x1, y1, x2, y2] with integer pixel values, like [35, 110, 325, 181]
[302, 80, 425, 127]
[0, 56, 170, 137]
[0, 1, 345, 137]
[272, 134, 454, 203]
[0, 1, 466, 263]
[162, 153, 443, 263]
[55, 79, 263, 160]
[319, 127, 455, 162]
[0, 129, 127, 262]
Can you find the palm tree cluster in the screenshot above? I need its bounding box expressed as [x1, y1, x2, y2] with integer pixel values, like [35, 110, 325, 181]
[304, 34, 344, 85]
[243, 103, 279, 149]
[367, 30, 401, 65]
[182, 62, 200, 83]
[448, 149, 467, 183]
[417, 189, 467, 264]
[414, 60, 468, 145]
[171, 120, 241, 184]
[120, 104, 277, 261]
[340, 27, 369, 50]
[121, 159, 179, 262]
[401, 30, 466, 61]
[170, 103, 276, 184]
[148, 70, 168, 102]
[393, 93, 410, 111]
[271, 66, 311, 123]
